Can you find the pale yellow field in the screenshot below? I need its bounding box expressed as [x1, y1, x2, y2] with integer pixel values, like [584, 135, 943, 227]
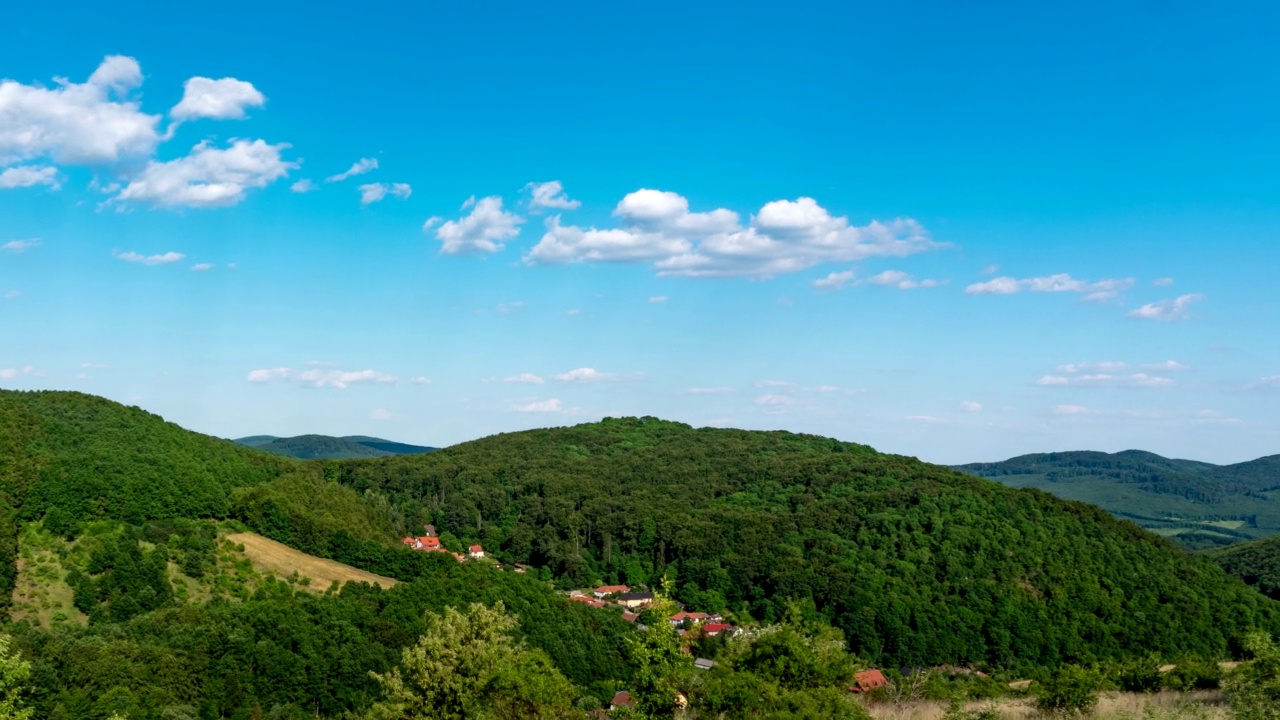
[864, 691, 1228, 720]
[226, 532, 398, 590]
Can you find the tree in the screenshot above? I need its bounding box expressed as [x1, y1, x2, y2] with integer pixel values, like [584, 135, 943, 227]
[366, 602, 577, 720]
[0, 634, 33, 720]
[1225, 632, 1280, 720]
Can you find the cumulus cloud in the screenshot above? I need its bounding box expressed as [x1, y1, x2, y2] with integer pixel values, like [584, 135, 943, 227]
[514, 398, 562, 413]
[0, 55, 161, 165]
[960, 401, 983, 412]
[524, 180, 580, 211]
[1127, 293, 1203, 321]
[2, 239, 39, 253]
[504, 373, 545, 384]
[1035, 372, 1173, 388]
[326, 157, 377, 183]
[553, 367, 614, 383]
[358, 182, 411, 205]
[813, 270, 855, 290]
[1053, 404, 1091, 416]
[290, 179, 315, 193]
[0, 165, 59, 189]
[111, 139, 296, 208]
[170, 77, 265, 122]
[524, 190, 937, 278]
[247, 366, 397, 389]
[966, 273, 1133, 301]
[114, 250, 185, 265]
[426, 196, 525, 255]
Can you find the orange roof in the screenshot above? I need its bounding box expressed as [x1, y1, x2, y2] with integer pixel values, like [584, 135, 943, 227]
[853, 669, 890, 692]
[469, 544, 483, 552]
[703, 623, 731, 635]
[419, 537, 441, 548]
[595, 584, 629, 594]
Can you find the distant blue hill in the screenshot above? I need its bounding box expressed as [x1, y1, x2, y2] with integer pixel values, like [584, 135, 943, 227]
[233, 434, 436, 460]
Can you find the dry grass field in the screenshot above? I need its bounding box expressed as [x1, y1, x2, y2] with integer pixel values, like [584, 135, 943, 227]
[226, 532, 398, 590]
[864, 691, 1229, 720]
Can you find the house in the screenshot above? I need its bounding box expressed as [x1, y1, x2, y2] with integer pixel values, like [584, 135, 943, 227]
[594, 584, 629, 599]
[852, 669, 890, 693]
[702, 623, 733, 637]
[401, 537, 416, 547]
[569, 595, 596, 604]
[404, 536, 442, 551]
[423, 524, 437, 537]
[694, 658, 718, 670]
[617, 591, 655, 609]
[469, 544, 484, 559]
[610, 691, 635, 710]
[621, 612, 640, 623]
[668, 611, 713, 626]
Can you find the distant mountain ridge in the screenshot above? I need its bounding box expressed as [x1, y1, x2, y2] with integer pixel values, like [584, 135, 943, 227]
[234, 434, 436, 460]
[954, 450, 1280, 548]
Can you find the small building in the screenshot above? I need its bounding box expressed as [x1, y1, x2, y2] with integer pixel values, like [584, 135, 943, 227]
[617, 591, 655, 609]
[423, 524, 437, 537]
[469, 544, 484, 559]
[702, 623, 734, 637]
[610, 691, 635, 710]
[621, 611, 640, 623]
[694, 658, 718, 670]
[669, 611, 712, 626]
[852, 669, 890, 693]
[594, 584, 630, 598]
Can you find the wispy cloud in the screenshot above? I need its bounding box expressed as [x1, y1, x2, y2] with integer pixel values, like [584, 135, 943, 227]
[648, 295, 668, 303]
[504, 373, 545, 384]
[965, 273, 1134, 302]
[1127, 293, 1203, 321]
[686, 387, 734, 395]
[115, 250, 185, 265]
[290, 179, 315, 193]
[1035, 373, 1173, 388]
[3, 290, 20, 299]
[960, 401, 983, 412]
[0, 165, 60, 190]
[247, 366, 398, 389]
[513, 398, 562, 413]
[1052, 404, 1091, 416]
[0, 365, 38, 379]
[2, 239, 40, 253]
[326, 157, 378, 183]
[554, 367, 617, 383]
[191, 263, 214, 271]
[359, 182, 411, 205]
[410, 376, 431, 384]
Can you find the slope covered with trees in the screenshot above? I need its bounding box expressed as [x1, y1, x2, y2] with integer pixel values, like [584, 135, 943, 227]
[955, 450, 1280, 548]
[234, 434, 436, 460]
[1208, 535, 1280, 601]
[328, 417, 1280, 669]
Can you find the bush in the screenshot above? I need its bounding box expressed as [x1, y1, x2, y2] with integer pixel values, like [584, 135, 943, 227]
[1035, 665, 1101, 714]
[1161, 658, 1222, 691]
[1225, 632, 1280, 720]
[1115, 656, 1163, 693]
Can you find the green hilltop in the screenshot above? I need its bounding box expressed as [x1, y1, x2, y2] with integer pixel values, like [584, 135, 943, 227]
[954, 450, 1280, 549]
[233, 433, 437, 460]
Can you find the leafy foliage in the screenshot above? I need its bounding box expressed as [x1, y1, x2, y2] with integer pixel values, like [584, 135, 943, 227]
[325, 417, 1280, 669]
[1034, 664, 1102, 714]
[1207, 534, 1280, 600]
[235, 435, 435, 460]
[1224, 632, 1280, 720]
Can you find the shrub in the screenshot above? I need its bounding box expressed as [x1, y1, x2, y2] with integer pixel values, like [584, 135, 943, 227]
[1035, 665, 1101, 714]
[1224, 632, 1280, 720]
[1115, 656, 1163, 693]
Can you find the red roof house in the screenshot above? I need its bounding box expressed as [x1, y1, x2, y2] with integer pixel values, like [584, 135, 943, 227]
[594, 584, 630, 598]
[469, 544, 485, 558]
[703, 623, 732, 636]
[610, 691, 635, 710]
[852, 669, 890, 693]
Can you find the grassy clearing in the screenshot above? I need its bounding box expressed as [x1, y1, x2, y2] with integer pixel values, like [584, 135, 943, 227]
[10, 534, 87, 628]
[864, 691, 1229, 720]
[226, 532, 397, 590]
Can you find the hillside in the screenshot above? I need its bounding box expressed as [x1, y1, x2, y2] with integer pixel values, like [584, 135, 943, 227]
[954, 450, 1280, 549]
[326, 417, 1280, 669]
[1207, 535, 1280, 601]
[234, 433, 436, 459]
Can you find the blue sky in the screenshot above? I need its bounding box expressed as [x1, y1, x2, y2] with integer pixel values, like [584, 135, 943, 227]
[2, 1, 1279, 464]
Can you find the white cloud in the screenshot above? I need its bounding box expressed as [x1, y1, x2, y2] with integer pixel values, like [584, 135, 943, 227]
[813, 270, 855, 290]
[525, 190, 937, 278]
[1035, 373, 1173, 388]
[1153, 277, 1174, 286]
[756, 394, 796, 406]
[81, 363, 108, 369]
[247, 366, 397, 389]
[427, 196, 525, 255]
[326, 158, 377, 183]
[1196, 409, 1242, 425]
[817, 385, 842, 393]
[863, 270, 941, 289]
[1052, 404, 1091, 416]
[554, 367, 614, 383]
[170, 77, 265, 121]
[290, 179, 315, 193]
[358, 182, 411, 205]
[981, 264, 999, 275]
[369, 408, 404, 421]
[965, 273, 1133, 301]
[524, 180, 580, 211]
[2, 239, 39, 253]
[112, 139, 297, 208]
[960, 401, 983, 412]
[514, 398, 562, 413]
[1140, 360, 1190, 372]
[191, 262, 214, 271]
[904, 415, 945, 423]
[686, 387, 734, 395]
[755, 379, 794, 388]
[0, 365, 37, 379]
[1127, 293, 1204, 321]
[495, 301, 525, 314]
[410, 376, 432, 384]
[1056, 361, 1128, 374]
[648, 295, 668, 303]
[115, 250, 185, 265]
[0, 55, 161, 165]
[566, 308, 581, 316]
[0, 165, 59, 189]
[3, 290, 19, 299]
[504, 373, 545, 384]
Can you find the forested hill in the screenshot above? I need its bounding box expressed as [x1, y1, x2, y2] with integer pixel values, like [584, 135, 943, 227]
[954, 450, 1280, 549]
[234, 433, 436, 459]
[327, 417, 1280, 668]
[1207, 535, 1280, 601]
[0, 390, 294, 521]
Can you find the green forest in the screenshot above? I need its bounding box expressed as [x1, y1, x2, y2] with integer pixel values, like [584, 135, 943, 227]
[0, 390, 1278, 719]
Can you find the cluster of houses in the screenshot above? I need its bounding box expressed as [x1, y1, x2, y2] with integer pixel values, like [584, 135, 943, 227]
[400, 524, 486, 564]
